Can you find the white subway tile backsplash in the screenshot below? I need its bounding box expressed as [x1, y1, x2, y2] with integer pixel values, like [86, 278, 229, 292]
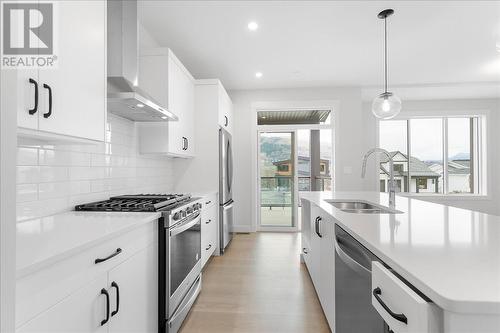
[39, 149, 91, 167]
[16, 114, 175, 222]
[39, 166, 69, 183]
[17, 147, 38, 166]
[17, 166, 40, 184]
[17, 184, 38, 203]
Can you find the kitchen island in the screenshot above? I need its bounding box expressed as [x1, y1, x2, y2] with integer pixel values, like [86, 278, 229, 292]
[300, 191, 500, 333]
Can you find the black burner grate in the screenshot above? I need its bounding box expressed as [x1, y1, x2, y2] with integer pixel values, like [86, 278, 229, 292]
[75, 194, 191, 212]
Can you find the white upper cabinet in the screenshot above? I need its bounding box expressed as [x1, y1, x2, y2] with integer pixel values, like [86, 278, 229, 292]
[218, 86, 233, 134]
[138, 48, 195, 157]
[15, 0, 106, 142]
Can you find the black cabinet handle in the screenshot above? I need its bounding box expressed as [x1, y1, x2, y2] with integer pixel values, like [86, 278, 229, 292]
[205, 219, 211, 224]
[111, 281, 120, 317]
[42, 83, 52, 118]
[315, 216, 323, 238]
[373, 287, 408, 324]
[303, 247, 308, 254]
[182, 137, 187, 150]
[95, 248, 122, 264]
[224, 115, 228, 127]
[205, 200, 211, 205]
[29, 78, 38, 115]
[101, 288, 110, 326]
[206, 244, 212, 251]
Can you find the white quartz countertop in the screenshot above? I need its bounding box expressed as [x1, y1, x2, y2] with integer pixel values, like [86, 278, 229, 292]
[16, 211, 161, 277]
[300, 191, 500, 314]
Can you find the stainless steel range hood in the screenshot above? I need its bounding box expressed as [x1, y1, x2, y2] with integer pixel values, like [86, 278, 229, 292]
[107, 0, 177, 122]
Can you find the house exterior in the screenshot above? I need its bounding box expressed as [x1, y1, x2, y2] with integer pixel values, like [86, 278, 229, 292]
[379, 151, 441, 193]
[273, 156, 331, 191]
[429, 160, 471, 193]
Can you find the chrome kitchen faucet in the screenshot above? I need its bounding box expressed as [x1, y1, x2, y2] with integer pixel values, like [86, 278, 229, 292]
[361, 148, 396, 209]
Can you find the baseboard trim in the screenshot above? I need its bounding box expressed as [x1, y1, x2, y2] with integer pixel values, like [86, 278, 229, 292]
[232, 225, 254, 233]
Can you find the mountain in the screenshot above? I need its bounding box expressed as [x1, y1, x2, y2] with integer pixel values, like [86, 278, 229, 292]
[450, 152, 470, 161]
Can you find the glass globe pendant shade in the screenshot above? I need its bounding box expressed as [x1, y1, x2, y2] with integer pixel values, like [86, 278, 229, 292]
[371, 92, 402, 119]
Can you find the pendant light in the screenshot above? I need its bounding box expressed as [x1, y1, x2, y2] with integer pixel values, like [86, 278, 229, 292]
[372, 9, 402, 119]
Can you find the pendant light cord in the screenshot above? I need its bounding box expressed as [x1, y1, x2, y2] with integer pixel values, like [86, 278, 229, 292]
[384, 16, 388, 94]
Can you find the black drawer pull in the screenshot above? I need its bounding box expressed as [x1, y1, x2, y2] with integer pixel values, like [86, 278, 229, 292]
[224, 115, 228, 127]
[29, 78, 38, 115]
[205, 200, 211, 205]
[100, 288, 110, 326]
[315, 216, 323, 238]
[95, 248, 122, 264]
[205, 219, 211, 224]
[206, 244, 212, 251]
[303, 247, 308, 254]
[111, 281, 120, 317]
[373, 287, 408, 324]
[42, 83, 52, 118]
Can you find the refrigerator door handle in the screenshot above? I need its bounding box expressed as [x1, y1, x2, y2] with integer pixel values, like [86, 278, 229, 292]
[223, 200, 234, 210]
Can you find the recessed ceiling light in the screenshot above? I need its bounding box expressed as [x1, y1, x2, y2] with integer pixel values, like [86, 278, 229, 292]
[136, 103, 145, 108]
[261, 116, 267, 119]
[255, 72, 263, 78]
[161, 116, 168, 119]
[248, 21, 258, 31]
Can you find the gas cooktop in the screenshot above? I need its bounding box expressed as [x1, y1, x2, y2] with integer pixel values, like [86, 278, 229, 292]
[75, 194, 192, 212]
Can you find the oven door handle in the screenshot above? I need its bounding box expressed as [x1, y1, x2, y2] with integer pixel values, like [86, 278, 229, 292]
[170, 213, 201, 237]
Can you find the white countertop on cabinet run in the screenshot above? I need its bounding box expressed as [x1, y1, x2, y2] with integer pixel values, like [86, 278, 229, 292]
[16, 211, 161, 277]
[300, 191, 500, 314]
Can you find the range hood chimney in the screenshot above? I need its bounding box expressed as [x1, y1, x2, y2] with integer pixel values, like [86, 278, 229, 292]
[107, 0, 177, 122]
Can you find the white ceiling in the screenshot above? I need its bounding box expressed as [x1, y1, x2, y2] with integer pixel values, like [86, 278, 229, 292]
[139, 1, 500, 95]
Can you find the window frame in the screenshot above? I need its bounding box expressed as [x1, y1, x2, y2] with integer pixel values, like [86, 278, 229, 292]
[377, 112, 488, 197]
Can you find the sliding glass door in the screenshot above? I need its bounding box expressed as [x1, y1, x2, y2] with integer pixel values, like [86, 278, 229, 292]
[259, 132, 295, 228]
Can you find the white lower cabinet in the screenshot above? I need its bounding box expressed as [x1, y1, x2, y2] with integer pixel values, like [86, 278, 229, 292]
[372, 262, 441, 333]
[16, 225, 157, 332]
[17, 274, 108, 333]
[302, 204, 335, 330]
[201, 194, 218, 268]
[107, 243, 158, 333]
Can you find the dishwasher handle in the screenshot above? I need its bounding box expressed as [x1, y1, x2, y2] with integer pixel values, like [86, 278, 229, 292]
[334, 235, 371, 277]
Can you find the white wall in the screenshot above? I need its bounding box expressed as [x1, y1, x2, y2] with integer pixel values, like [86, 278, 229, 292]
[363, 98, 500, 216]
[229, 87, 373, 231]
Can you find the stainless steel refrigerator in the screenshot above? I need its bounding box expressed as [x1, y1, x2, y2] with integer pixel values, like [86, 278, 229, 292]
[219, 127, 234, 254]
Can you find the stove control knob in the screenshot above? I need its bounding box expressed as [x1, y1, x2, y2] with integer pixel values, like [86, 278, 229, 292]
[186, 206, 193, 214]
[173, 212, 181, 220]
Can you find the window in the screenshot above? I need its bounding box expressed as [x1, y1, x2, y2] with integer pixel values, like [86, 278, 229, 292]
[379, 117, 483, 195]
[393, 164, 404, 172]
[417, 178, 428, 190]
[278, 164, 289, 172]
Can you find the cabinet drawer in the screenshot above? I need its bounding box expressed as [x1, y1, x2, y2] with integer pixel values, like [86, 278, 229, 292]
[16, 222, 156, 328]
[201, 203, 218, 267]
[302, 238, 313, 272]
[371, 262, 441, 333]
[201, 193, 217, 209]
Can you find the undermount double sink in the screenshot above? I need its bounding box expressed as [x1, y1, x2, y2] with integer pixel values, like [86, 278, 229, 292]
[325, 200, 403, 214]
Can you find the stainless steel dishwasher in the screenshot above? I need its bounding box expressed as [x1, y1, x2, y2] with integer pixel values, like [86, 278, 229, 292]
[334, 225, 390, 333]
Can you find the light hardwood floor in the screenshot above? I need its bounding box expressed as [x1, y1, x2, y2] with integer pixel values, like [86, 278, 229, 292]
[180, 232, 330, 333]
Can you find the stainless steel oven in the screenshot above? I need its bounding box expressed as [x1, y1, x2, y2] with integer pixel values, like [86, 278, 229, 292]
[158, 199, 203, 333]
[168, 211, 201, 317]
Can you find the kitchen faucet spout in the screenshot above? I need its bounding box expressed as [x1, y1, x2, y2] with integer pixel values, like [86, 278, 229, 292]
[361, 148, 396, 209]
